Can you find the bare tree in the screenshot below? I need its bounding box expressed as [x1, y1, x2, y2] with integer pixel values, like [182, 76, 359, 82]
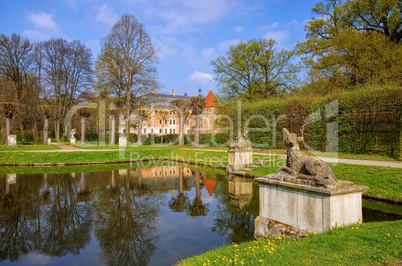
[171, 98, 190, 146]
[1, 103, 17, 145]
[0, 34, 34, 136]
[41, 38, 93, 141]
[158, 110, 169, 145]
[109, 108, 120, 145]
[96, 14, 159, 134]
[78, 107, 91, 145]
[189, 96, 206, 147]
[135, 109, 152, 145]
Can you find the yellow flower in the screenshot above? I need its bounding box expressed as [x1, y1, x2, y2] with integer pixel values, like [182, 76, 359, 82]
[259, 260, 263, 263]
[313, 232, 317, 235]
[308, 231, 312, 234]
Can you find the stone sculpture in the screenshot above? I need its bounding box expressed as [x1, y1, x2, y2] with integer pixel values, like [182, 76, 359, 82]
[270, 128, 339, 188]
[228, 131, 252, 152]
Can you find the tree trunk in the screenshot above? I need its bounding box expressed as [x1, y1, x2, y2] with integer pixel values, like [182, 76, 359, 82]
[161, 125, 164, 145]
[55, 119, 61, 142]
[137, 118, 143, 145]
[43, 117, 49, 145]
[32, 119, 39, 144]
[110, 115, 115, 145]
[81, 117, 86, 145]
[194, 115, 200, 147]
[179, 115, 184, 146]
[5, 117, 11, 145]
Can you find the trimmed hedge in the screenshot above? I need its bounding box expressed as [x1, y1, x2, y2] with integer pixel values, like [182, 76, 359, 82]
[221, 86, 401, 156]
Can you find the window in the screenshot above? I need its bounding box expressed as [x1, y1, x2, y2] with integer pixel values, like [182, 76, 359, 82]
[170, 129, 172, 134]
[173, 129, 176, 134]
[173, 119, 176, 125]
[159, 119, 162, 124]
[144, 128, 146, 134]
[159, 129, 162, 133]
[151, 128, 154, 134]
[170, 111, 173, 115]
[170, 119, 172, 125]
[164, 119, 167, 124]
[165, 128, 167, 134]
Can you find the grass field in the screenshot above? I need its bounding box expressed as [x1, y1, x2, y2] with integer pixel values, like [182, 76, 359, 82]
[177, 220, 402, 265]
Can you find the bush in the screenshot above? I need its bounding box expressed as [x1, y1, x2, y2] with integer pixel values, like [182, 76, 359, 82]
[222, 86, 401, 156]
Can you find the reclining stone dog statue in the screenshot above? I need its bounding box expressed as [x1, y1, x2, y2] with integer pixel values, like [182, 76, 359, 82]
[269, 128, 341, 189]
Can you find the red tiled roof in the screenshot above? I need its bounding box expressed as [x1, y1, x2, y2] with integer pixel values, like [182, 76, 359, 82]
[205, 90, 219, 107]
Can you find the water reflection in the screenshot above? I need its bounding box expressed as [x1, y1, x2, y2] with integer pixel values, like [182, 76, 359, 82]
[0, 166, 259, 266]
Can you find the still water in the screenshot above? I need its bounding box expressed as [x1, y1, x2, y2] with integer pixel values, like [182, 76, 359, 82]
[0, 165, 258, 266]
[0, 164, 400, 266]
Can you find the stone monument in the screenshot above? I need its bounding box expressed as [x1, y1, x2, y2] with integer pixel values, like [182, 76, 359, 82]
[119, 136, 127, 147]
[254, 128, 368, 239]
[7, 135, 17, 147]
[227, 131, 253, 172]
[70, 129, 76, 145]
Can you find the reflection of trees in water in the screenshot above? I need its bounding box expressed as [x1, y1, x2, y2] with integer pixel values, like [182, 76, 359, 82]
[210, 175, 259, 244]
[186, 170, 208, 217]
[0, 174, 43, 262]
[36, 173, 93, 257]
[169, 167, 189, 212]
[94, 170, 160, 266]
[0, 173, 92, 261]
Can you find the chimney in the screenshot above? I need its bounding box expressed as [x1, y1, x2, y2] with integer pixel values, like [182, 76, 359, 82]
[172, 90, 175, 97]
[151, 89, 155, 94]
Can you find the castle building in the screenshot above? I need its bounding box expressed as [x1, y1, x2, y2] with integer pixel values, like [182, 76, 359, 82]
[118, 88, 220, 135]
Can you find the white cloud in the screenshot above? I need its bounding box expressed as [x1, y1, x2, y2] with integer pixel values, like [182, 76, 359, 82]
[95, 4, 119, 27]
[26, 11, 59, 31]
[260, 20, 303, 48]
[188, 70, 214, 84]
[218, 39, 241, 51]
[262, 30, 288, 46]
[233, 26, 242, 33]
[126, 0, 256, 34]
[21, 30, 49, 41]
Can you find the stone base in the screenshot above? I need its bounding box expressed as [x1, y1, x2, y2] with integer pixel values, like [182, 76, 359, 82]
[7, 135, 17, 147]
[70, 139, 75, 145]
[119, 136, 127, 147]
[255, 216, 308, 239]
[255, 176, 367, 236]
[228, 150, 252, 171]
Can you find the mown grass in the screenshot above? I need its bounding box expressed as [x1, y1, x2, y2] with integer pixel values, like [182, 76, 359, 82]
[0, 144, 61, 151]
[177, 220, 402, 266]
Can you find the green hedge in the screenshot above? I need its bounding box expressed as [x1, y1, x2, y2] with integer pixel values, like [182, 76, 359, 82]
[222, 86, 401, 156]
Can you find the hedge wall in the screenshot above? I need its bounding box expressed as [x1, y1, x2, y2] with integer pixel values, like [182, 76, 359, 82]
[221, 86, 401, 156]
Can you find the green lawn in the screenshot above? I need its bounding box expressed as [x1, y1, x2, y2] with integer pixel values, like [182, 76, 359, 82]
[177, 220, 402, 266]
[0, 144, 61, 151]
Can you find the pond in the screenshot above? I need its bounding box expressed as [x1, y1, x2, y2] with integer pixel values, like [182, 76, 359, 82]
[0, 164, 258, 266]
[0, 164, 400, 266]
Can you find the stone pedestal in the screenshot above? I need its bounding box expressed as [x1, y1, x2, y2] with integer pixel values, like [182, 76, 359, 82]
[227, 133, 252, 171]
[70, 138, 76, 145]
[228, 150, 253, 171]
[47, 138, 51, 145]
[7, 135, 17, 147]
[119, 136, 127, 147]
[254, 176, 367, 239]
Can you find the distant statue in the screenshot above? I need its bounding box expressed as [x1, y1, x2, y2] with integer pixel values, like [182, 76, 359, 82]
[271, 128, 340, 189]
[70, 129, 76, 140]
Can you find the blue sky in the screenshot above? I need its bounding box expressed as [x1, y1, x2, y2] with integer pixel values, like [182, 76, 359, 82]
[0, 0, 318, 97]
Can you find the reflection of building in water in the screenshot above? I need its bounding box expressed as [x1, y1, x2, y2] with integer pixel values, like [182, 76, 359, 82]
[228, 176, 253, 210]
[202, 179, 218, 196]
[138, 166, 193, 178]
